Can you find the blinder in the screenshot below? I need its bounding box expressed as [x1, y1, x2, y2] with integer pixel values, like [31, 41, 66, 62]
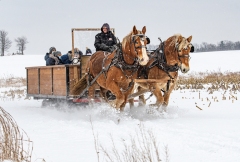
[131, 34, 147, 49]
[190, 44, 194, 52]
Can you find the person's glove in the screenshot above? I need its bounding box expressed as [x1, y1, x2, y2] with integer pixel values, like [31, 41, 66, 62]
[113, 45, 118, 50]
[100, 43, 109, 51]
[108, 45, 118, 53]
[107, 46, 114, 53]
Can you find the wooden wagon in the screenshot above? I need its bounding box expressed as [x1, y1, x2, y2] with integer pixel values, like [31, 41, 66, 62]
[25, 28, 115, 107]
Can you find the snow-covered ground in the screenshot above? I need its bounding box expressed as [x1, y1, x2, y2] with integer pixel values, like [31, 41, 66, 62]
[0, 51, 240, 162]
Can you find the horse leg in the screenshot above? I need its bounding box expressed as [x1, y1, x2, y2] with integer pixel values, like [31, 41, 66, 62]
[105, 81, 125, 109]
[162, 82, 175, 111]
[150, 84, 164, 108]
[120, 90, 134, 111]
[99, 87, 108, 102]
[138, 86, 146, 106]
[128, 98, 134, 108]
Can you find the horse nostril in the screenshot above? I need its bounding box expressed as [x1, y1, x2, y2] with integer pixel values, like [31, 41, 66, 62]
[175, 63, 178, 66]
[140, 58, 144, 62]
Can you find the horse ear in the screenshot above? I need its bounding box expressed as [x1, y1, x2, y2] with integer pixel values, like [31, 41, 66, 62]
[142, 26, 146, 34]
[178, 35, 183, 43]
[133, 26, 138, 35]
[187, 35, 192, 42]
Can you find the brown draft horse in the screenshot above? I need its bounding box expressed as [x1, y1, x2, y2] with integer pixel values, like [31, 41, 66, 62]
[131, 34, 193, 110]
[72, 26, 149, 110]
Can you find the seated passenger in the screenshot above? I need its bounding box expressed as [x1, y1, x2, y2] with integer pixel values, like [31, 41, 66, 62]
[46, 51, 62, 66]
[60, 48, 83, 64]
[85, 47, 92, 55]
[44, 46, 56, 61]
[94, 23, 117, 53]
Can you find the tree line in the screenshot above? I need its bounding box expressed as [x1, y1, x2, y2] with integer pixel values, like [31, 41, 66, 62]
[147, 40, 240, 52]
[193, 41, 240, 52]
[0, 30, 28, 56]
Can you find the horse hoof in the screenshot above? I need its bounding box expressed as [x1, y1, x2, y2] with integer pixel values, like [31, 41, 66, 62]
[109, 100, 117, 108]
[149, 104, 159, 109]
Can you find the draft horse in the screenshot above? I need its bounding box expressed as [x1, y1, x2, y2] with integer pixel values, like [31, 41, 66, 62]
[71, 26, 149, 110]
[131, 34, 193, 110]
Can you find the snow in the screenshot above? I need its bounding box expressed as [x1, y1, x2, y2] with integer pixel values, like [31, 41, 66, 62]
[0, 51, 240, 162]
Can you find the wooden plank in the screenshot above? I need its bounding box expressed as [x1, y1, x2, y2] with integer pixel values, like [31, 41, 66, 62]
[133, 79, 171, 83]
[40, 86, 52, 95]
[52, 74, 66, 80]
[53, 89, 66, 96]
[27, 69, 39, 75]
[28, 79, 39, 85]
[40, 79, 52, 85]
[73, 66, 79, 82]
[40, 68, 52, 74]
[53, 80, 66, 86]
[27, 68, 39, 94]
[53, 68, 66, 75]
[26, 65, 67, 69]
[81, 56, 90, 72]
[28, 86, 39, 94]
[39, 68, 52, 95]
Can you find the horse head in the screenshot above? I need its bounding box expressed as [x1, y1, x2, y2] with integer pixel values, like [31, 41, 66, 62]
[122, 26, 149, 66]
[175, 35, 193, 73]
[164, 34, 192, 73]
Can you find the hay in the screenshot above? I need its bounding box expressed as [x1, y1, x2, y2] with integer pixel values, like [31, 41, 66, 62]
[70, 74, 88, 95]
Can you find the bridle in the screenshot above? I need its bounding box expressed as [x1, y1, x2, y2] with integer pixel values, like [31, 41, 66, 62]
[175, 43, 192, 65]
[130, 34, 147, 58]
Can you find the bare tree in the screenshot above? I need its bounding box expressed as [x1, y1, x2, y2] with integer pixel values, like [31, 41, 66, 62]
[0, 30, 12, 56]
[15, 36, 28, 55]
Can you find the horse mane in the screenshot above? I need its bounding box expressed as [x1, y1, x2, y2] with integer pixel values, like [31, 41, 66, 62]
[121, 30, 143, 51]
[170, 34, 190, 50]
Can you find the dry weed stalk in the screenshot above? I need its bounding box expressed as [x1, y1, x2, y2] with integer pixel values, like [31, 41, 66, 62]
[0, 77, 26, 88]
[0, 106, 33, 162]
[98, 123, 163, 162]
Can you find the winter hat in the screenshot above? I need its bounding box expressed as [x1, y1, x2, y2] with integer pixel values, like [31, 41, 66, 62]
[49, 47, 56, 54]
[101, 23, 110, 32]
[74, 48, 80, 53]
[53, 51, 61, 57]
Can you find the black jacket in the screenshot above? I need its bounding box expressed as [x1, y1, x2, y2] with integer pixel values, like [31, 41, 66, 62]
[94, 31, 117, 52]
[44, 53, 50, 61]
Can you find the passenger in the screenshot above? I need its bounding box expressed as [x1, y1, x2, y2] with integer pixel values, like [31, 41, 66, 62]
[60, 48, 83, 64]
[46, 51, 62, 66]
[94, 23, 117, 53]
[60, 51, 73, 64]
[85, 47, 92, 55]
[44, 47, 56, 61]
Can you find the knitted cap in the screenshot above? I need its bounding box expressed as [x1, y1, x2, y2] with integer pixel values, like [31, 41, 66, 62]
[49, 47, 56, 53]
[101, 23, 110, 32]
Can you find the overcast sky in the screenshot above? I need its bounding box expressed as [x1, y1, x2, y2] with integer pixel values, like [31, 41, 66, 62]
[1, 0, 240, 55]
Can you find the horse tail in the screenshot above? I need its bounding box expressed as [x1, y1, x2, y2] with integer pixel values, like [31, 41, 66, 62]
[70, 74, 88, 95]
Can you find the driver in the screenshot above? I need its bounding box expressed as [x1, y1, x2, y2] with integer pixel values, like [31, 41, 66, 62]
[94, 23, 117, 53]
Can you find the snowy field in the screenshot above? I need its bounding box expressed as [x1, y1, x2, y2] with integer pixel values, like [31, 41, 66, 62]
[0, 51, 240, 162]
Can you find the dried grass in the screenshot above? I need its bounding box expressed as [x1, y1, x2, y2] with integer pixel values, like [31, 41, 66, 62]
[0, 106, 33, 162]
[176, 71, 240, 92]
[0, 76, 27, 101]
[91, 120, 166, 162]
